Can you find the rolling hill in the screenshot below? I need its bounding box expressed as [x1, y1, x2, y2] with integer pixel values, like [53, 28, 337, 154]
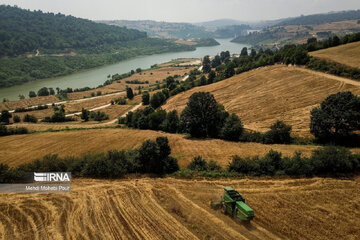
[309, 41, 360, 69]
[0, 5, 147, 57]
[98, 20, 213, 39]
[162, 65, 360, 136]
[0, 128, 324, 168]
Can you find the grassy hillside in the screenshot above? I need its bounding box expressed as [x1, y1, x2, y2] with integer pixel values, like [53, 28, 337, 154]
[309, 41, 360, 69]
[162, 65, 360, 136]
[1, 177, 359, 239]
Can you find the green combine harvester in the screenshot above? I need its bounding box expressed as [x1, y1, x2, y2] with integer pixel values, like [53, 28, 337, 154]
[221, 187, 254, 221]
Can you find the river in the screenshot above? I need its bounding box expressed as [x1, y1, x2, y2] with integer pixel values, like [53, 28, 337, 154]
[0, 39, 249, 101]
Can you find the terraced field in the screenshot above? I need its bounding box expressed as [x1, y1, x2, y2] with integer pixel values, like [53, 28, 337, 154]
[162, 65, 360, 136]
[1, 177, 359, 240]
[310, 41, 360, 69]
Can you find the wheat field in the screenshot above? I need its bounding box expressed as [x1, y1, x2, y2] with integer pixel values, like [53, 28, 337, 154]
[1, 128, 360, 167]
[310, 41, 360, 69]
[0, 177, 359, 240]
[162, 65, 360, 136]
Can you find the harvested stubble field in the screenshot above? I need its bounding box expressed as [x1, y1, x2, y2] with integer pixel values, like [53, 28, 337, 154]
[0, 95, 59, 111]
[1, 128, 360, 168]
[162, 65, 360, 137]
[0, 177, 359, 240]
[310, 41, 360, 69]
[67, 66, 191, 99]
[0, 128, 327, 167]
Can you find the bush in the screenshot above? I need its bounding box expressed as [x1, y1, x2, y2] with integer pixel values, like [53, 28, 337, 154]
[311, 146, 359, 175]
[208, 160, 222, 171]
[23, 114, 38, 123]
[264, 121, 292, 144]
[281, 152, 313, 176]
[187, 156, 208, 171]
[89, 111, 109, 121]
[115, 97, 126, 105]
[13, 115, 20, 123]
[160, 110, 179, 133]
[0, 125, 28, 136]
[228, 156, 259, 175]
[220, 113, 244, 141]
[142, 92, 150, 105]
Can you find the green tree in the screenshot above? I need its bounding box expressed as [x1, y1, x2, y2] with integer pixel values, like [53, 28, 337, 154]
[18, 94, 25, 100]
[202, 55, 211, 73]
[142, 91, 150, 105]
[0, 110, 12, 124]
[224, 61, 235, 78]
[13, 115, 21, 123]
[310, 92, 360, 140]
[148, 110, 167, 130]
[150, 92, 166, 109]
[180, 92, 228, 138]
[37, 87, 50, 96]
[49, 88, 55, 95]
[250, 49, 256, 58]
[23, 114, 38, 123]
[81, 108, 90, 122]
[29, 91, 37, 98]
[240, 47, 248, 56]
[264, 121, 292, 144]
[220, 113, 244, 141]
[160, 110, 179, 133]
[199, 75, 207, 86]
[207, 70, 216, 84]
[126, 87, 134, 100]
[211, 55, 221, 68]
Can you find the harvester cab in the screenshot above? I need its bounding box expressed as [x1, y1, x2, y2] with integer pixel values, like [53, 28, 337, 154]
[222, 187, 254, 221]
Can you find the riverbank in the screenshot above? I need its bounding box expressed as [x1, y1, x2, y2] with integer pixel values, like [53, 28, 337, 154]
[0, 39, 249, 101]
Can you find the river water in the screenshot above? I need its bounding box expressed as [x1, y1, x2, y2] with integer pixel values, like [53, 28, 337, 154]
[0, 39, 249, 101]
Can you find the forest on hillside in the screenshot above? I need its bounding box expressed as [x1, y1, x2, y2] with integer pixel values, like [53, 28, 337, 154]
[277, 10, 360, 26]
[0, 5, 147, 56]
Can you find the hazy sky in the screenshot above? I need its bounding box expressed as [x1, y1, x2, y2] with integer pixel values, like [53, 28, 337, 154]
[1, 0, 359, 22]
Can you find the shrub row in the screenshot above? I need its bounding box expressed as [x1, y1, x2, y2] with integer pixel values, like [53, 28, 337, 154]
[0, 137, 178, 182]
[0, 125, 28, 136]
[177, 146, 360, 178]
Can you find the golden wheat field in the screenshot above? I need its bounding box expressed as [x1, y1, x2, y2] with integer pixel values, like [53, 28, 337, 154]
[1, 177, 359, 240]
[0, 95, 59, 111]
[310, 41, 360, 69]
[162, 65, 360, 137]
[67, 66, 191, 99]
[1, 128, 360, 167]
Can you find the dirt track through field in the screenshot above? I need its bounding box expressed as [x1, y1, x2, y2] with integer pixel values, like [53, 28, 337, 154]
[1, 177, 359, 240]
